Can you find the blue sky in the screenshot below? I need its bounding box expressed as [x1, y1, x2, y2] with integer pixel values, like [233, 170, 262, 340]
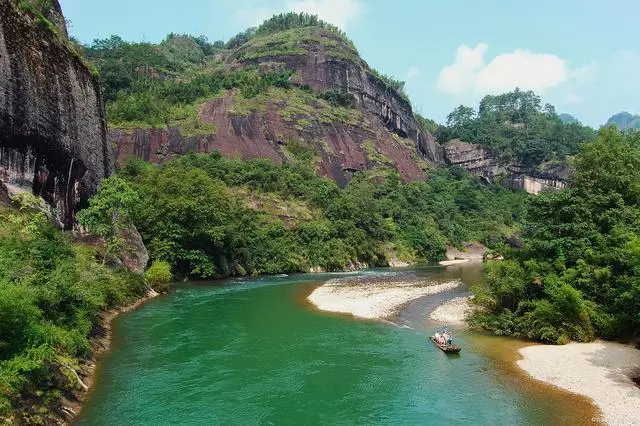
[59, 0, 640, 127]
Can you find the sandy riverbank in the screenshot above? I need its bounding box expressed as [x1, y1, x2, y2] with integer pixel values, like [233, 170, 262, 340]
[518, 341, 640, 425]
[429, 296, 472, 324]
[307, 277, 462, 320]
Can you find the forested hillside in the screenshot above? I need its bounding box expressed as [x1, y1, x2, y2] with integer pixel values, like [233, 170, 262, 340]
[436, 89, 595, 168]
[82, 13, 441, 185]
[0, 200, 149, 421]
[81, 154, 525, 279]
[472, 128, 640, 343]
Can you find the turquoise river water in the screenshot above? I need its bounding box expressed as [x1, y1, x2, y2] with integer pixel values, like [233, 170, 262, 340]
[76, 265, 591, 425]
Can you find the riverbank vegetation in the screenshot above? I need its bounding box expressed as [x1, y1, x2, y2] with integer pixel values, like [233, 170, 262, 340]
[107, 153, 526, 279]
[0, 201, 146, 422]
[472, 128, 640, 343]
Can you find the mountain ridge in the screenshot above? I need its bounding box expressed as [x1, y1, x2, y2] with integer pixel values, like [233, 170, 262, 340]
[606, 111, 640, 130]
[90, 16, 441, 185]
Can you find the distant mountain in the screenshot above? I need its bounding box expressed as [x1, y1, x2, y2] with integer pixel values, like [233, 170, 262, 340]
[606, 112, 640, 130]
[559, 113, 580, 124]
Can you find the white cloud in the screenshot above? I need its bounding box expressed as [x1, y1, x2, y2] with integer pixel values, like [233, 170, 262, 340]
[233, 7, 276, 27]
[407, 66, 420, 79]
[287, 0, 363, 29]
[437, 43, 588, 97]
[436, 43, 488, 95]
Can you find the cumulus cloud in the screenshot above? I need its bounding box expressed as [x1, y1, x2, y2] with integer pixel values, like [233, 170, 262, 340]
[436, 43, 488, 95]
[287, 0, 363, 29]
[407, 66, 420, 79]
[437, 43, 587, 97]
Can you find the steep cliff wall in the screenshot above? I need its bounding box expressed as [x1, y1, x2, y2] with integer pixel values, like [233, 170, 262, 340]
[443, 139, 568, 194]
[0, 0, 112, 228]
[111, 88, 427, 185]
[230, 28, 442, 163]
[108, 27, 442, 184]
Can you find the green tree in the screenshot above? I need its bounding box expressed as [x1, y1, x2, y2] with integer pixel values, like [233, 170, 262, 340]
[77, 176, 139, 262]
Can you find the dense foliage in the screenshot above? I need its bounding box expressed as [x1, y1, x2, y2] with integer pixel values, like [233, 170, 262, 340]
[254, 12, 353, 45]
[112, 153, 526, 279]
[437, 89, 596, 167]
[472, 128, 640, 343]
[0, 203, 146, 422]
[83, 34, 294, 127]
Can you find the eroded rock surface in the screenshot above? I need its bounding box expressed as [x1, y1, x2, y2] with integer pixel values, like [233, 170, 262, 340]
[443, 139, 568, 194]
[0, 0, 112, 228]
[110, 28, 442, 184]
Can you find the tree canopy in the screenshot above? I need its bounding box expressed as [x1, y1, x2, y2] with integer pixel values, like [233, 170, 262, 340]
[472, 127, 640, 343]
[437, 89, 596, 167]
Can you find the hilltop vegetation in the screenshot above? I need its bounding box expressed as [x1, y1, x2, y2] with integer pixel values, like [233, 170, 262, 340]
[82, 12, 413, 131]
[472, 128, 640, 343]
[436, 89, 595, 168]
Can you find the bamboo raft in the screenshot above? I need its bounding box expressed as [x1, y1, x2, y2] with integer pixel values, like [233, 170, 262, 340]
[430, 337, 461, 354]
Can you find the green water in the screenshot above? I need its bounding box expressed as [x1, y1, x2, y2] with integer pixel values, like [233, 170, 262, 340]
[77, 267, 567, 425]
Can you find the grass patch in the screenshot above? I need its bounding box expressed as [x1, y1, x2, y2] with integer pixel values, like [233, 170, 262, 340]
[363, 139, 392, 164]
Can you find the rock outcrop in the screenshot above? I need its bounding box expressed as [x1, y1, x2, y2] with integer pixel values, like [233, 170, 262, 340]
[0, 0, 112, 229]
[109, 28, 442, 185]
[111, 89, 429, 185]
[231, 29, 442, 164]
[112, 212, 149, 274]
[443, 139, 568, 194]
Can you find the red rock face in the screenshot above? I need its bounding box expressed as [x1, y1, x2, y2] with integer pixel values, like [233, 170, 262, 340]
[109, 28, 442, 185]
[111, 91, 426, 185]
[443, 139, 569, 194]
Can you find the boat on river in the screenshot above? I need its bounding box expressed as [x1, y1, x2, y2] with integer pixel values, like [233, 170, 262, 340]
[430, 336, 461, 354]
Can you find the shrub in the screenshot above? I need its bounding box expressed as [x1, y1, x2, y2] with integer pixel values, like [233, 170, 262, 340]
[145, 261, 173, 293]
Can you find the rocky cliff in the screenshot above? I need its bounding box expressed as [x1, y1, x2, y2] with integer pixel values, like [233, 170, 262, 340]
[108, 27, 442, 185]
[443, 139, 568, 194]
[0, 0, 112, 229]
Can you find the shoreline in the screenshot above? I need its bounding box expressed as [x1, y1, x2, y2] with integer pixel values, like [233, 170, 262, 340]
[467, 333, 602, 425]
[59, 288, 160, 424]
[307, 277, 462, 320]
[427, 296, 639, 425]
[308, 275, 604, 424]
[517, 341, 640, 425]
[429, 296, 472, 324]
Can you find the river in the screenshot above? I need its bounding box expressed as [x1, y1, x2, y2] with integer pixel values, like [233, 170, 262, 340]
[76, 264, 595, 425]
